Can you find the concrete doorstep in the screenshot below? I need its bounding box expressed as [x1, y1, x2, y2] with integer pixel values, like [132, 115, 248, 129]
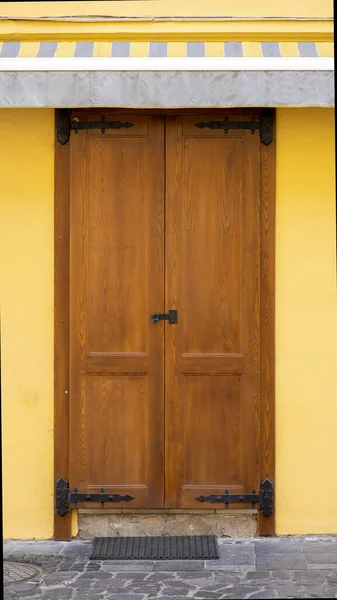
[3, 536, 337, 599]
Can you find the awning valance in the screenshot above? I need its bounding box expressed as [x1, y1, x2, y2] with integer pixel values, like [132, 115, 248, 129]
[0, 41, 334, 59]
[0, 41, 333, 108]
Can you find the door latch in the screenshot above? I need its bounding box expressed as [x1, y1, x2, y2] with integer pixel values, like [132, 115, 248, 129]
[151, 310, 178, 324]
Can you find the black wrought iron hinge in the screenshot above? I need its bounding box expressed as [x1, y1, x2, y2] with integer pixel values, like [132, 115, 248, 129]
[196, 478, 274, 517]
[56, 109, 134, 145]
[195, 110, 273, 146]
[55, 478, 134, 517]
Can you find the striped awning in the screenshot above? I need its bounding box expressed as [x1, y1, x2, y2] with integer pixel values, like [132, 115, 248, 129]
[0, 41, 333, 108]
[0, 40, 334, 58]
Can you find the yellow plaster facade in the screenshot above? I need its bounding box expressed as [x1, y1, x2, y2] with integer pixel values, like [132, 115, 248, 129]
[0, 109, 55, 539]
[1, 107, 335, 539]
[275, 108, 337, 535]
[0, 1, 333, 19]
[0, 1, 333, 41]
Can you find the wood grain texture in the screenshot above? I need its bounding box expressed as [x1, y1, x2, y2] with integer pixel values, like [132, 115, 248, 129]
[165, 115, 261, 508]
[165, 117, 183, 509]
[241, 126, 261, 502]
[258, 111, 276, 536]
[85, 353, 148, 374]
[182, 353, 244, 374]
[183, 376, 243, 487]
[54, 112, 71, 540]
[69, 115, 165, 508]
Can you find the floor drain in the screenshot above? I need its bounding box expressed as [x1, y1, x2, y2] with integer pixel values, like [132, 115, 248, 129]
[4, 562, 41, 585]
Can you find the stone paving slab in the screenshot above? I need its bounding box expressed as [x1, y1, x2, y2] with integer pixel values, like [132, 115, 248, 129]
[3, 536, 337, 599]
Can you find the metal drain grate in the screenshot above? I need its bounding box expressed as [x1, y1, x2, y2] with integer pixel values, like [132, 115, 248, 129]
[90, 535, 219, 560]
[4, 562, 40, 585]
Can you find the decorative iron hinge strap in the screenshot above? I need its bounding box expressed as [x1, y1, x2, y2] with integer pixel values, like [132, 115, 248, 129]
[55, 478, 134, 517]
[195, 110, 273, 146]
[56, 109, 134, 145]
[71, 117, 134, 134]
[196, 478, 273, 518]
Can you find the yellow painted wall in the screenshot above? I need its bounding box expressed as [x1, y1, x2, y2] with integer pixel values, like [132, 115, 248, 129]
[0, 1, 333, 42]
[0, 108, 336, 538]
[0, 1, 333, 19]
[0, 109, 55, 539]
[275, 108, 337, 534]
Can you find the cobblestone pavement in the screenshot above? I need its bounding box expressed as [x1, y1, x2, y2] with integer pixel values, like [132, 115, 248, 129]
[3, 536, 337, 599]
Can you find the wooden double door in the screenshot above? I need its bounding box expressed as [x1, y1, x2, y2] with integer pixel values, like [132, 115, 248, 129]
[69, 113, 262, 510]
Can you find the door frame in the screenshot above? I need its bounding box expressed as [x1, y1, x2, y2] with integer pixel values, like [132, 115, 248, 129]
[54, 108, 276, 540]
